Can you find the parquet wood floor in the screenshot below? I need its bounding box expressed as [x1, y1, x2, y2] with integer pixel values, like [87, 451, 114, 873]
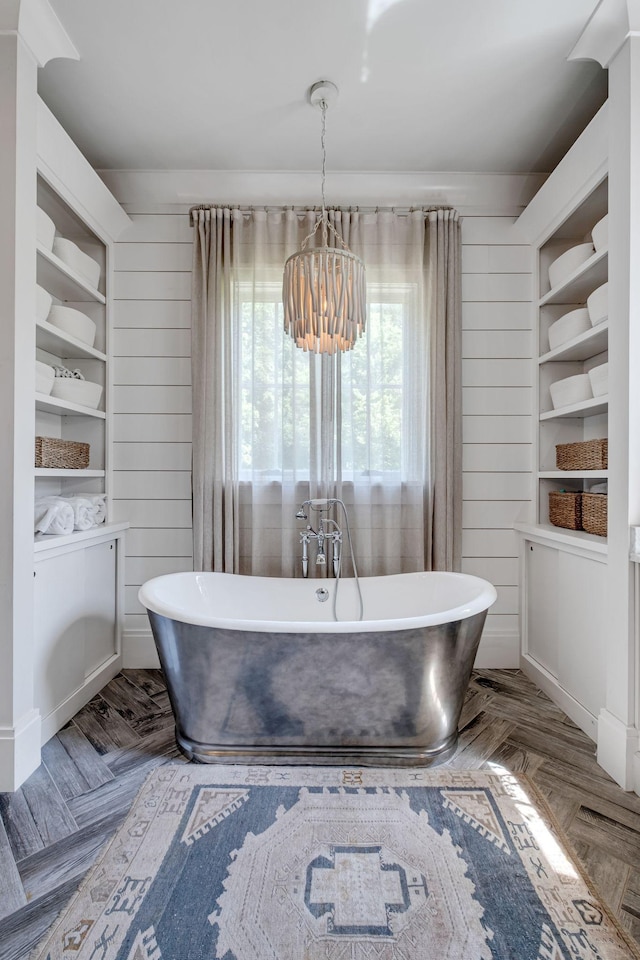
[1, 668, 639, 959]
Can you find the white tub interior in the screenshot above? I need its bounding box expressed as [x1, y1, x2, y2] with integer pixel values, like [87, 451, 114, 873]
[139, 570, 497, 633]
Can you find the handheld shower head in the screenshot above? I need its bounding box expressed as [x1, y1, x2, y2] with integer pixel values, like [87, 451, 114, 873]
[296, 500, 312, 520]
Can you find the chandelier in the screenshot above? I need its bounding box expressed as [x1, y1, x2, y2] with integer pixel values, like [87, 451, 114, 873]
[283, 81, 366, 355]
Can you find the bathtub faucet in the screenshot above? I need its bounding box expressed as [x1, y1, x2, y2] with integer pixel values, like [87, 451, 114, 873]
[296, 500, 342, 578]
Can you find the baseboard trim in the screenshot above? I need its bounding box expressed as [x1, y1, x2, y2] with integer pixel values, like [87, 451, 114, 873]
[0, 708, 42, 792]
[597, 709, 640, 791]
[474, 630, 520, 669]
[123, 629, 160, 669]
[520, 654, 598, 741]
[40, 655, 123, 745]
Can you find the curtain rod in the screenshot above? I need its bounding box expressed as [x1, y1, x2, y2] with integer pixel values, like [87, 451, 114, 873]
[188, 203, 455, 223]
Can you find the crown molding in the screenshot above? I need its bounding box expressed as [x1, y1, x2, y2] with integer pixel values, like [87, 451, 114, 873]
[97, 169, 546, 216]
[569, 0, 640, 67]
[0, 0, 78, 67]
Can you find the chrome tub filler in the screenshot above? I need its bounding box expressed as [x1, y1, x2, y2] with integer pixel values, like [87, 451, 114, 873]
[139, 571, 496, 767]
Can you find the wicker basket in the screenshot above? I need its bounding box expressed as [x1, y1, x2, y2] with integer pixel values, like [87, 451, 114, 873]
[35, 436, 90, 469]
[549, 491, 582, 530]
[556, 438, 608, 471]
[581, 493, 607, 537]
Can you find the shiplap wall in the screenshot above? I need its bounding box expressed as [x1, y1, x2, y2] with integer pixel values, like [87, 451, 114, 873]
[112, 206, 532, 665]
[460, 217, 533, 664]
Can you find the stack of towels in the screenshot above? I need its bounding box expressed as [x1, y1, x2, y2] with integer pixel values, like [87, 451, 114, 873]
[35, 495, 107, 536]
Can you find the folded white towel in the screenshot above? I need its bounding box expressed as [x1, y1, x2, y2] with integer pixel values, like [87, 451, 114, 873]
[589, 482, 608, 495]
[61, 494, 106, 527]
[63, 496, 96, 531]
[35, 497, 74, 536]
[83, 494, 107, 524]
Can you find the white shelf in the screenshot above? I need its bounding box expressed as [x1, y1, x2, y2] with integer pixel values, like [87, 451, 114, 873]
[538, 470, 608, 479]
[539, 248, 608, 306]
[36, 320, 106, 361]
[540, 395, 608, 420]
[37, 243, 105, 304]
[34, 521, 129, 554]
[539, 321, 608, 363]
[515, 521, 608, 555]
[35, 392, 106, 418]
[35, 468, 105, 478]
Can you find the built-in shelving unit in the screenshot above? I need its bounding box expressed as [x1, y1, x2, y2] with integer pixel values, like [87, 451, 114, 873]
[514, 103, 609, 744]
[35, 172, 110, 516]
[29, 98, 131, 752]
[535, 173, 608, 533]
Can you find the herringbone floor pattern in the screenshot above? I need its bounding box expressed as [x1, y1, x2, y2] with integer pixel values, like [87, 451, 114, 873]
[0, 668, 639, 959]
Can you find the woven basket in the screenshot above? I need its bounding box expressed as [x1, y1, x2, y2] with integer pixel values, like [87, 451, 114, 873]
[549, 491, 582, 530]
[35, 436, 90, 469]
[581, 493, 607, 537]
[556, 438, 608, 471]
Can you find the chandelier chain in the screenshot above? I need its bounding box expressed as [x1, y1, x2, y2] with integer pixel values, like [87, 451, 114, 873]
[320, 98, 328, 245]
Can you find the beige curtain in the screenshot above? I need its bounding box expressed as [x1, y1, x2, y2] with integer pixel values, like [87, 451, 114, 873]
[427, 209, 462, 570]
[191, 207, 239, 572]
[190, 205, 461, 575]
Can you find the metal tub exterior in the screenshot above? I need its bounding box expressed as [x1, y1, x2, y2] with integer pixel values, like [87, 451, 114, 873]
[147, 606, 488, 767]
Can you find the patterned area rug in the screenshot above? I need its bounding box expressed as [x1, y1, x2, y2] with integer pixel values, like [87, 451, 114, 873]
[33, 765, 639, 960]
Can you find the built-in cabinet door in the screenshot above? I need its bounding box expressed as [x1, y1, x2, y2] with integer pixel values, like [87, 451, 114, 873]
[556, 551, 607, 717]
[84, 540, 117, 677]
[33, 550, 86, 719]
[525, 541, 559, 677]
[525, 538, 607, 721]
[34, 538, 118, 723]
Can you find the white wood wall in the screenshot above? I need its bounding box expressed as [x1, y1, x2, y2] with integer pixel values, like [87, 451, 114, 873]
[112, 206, 532, 663]
[112, 208, 193, 637]
[460, 216, 533, 662]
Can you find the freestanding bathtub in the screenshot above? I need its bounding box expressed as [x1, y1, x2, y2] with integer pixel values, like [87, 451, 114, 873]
[139, 571, 496, 767]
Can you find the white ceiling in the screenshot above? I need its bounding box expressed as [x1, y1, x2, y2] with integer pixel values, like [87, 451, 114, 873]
[39, 0, 607, 174]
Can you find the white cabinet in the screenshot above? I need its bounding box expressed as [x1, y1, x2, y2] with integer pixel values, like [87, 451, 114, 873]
[33, 549, 86, 723]
[556, 551, 606, 717]
[34, 530, 125, 741]
[523, 537, 606, 738]
[525, 541, 559, 676]
[516, 104, 609, 742]
[84, 540, 118, 676]
[31, 101, 131, 747]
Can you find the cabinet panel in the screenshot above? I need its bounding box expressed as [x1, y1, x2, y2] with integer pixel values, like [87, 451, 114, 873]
[525, 541, 559, 676]
[34, 537, 119, 725]
[84, 540, 117, 676]
[557, 551, 607, 716]
[34, 551, 86, 718]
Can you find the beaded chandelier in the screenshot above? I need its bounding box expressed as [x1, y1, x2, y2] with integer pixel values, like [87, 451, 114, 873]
[283, 82, 366, 355]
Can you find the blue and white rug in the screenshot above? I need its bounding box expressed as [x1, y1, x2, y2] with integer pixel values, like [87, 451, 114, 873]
[33, 765, 638, 960]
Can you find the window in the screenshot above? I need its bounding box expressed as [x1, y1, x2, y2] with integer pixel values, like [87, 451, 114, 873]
[237, 280, 419, 484]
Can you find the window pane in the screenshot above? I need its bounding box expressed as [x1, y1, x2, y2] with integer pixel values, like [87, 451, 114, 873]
[238, 280, 417, 481]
